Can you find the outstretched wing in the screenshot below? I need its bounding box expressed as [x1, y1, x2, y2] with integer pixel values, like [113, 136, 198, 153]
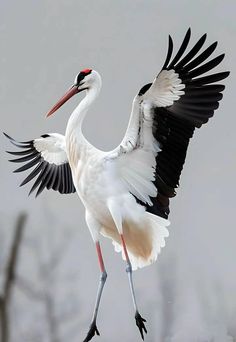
[4, 132, 76, 196]
[114, 28, 229, 218]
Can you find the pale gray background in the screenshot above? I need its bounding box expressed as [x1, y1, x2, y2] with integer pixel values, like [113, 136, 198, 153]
[0, 1, 235, 341]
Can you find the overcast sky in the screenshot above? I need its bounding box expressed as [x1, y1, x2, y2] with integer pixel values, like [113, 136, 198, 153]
[0, 1, 235, 341]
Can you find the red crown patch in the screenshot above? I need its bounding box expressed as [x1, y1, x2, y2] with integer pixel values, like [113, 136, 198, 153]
[81, 68, 92, 75]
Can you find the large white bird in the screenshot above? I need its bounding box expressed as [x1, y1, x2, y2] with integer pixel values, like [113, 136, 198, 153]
[5, 29, 229, 341]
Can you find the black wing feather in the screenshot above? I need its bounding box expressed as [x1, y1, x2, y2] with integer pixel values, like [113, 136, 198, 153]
[185, 54, 225, 79]
[13, 154, 42, 173]
[59, 165, 66, 194]
[188, 72, 229, 86]
[138, 30, 229, 218]
[4, 133, 76, 196]
[35, 165, 52, 197]
[168, 28, 191, 69]
[29, 163, 49, 196]
[47, 165, 58, 190]
[162, 35, 173, 70]
[6, 148, 35, 156]
[8, 150, 39, 163]
[182, 42, 218, 72]
[46, 164, 57, 190]
[20, 161, 44, 187]
[53, 167, 61, 192]
[3, 132, 32, 144]
[175, 33, 207, 70]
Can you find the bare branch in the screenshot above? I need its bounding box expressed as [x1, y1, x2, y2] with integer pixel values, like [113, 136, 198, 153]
[0, 213, 27, 342]
[15, 275, 45, 302]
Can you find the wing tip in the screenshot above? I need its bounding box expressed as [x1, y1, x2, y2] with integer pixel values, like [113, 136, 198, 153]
[35, 190, 41, 198]
[218, 53, 225, 61]
[202, 32, 207, 40]
[20, 178, 29, 187]
[28, 187, 35, 196]
[3, 132, 12, 140]
[13, 168, 21, 173]
[212, 41, 218, 48]
[162, 34, 174, 70]
[185, 27, 191, 39]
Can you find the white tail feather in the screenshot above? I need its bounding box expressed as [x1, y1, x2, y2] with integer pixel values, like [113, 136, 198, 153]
[101, 212, 170, 270]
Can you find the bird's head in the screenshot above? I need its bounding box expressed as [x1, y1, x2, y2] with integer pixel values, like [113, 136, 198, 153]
[46, 69, 101, 117]
[74, 69, 102, 90]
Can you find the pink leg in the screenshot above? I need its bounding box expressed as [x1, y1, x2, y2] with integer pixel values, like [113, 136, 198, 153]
[83, 241, 107, 342]
[96, 241, 105, 273]
[120, 234, 130, 261]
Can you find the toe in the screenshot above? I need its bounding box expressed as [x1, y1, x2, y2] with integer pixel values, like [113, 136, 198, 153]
[135, 311, 147, 340]
[83, 321, 100, 342]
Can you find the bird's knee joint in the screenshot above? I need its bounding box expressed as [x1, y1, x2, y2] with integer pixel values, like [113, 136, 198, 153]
[100, 271, 107, 282]
[126, 262, 132, 274]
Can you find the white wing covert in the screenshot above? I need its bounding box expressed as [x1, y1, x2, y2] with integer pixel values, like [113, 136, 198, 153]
[113, 28, 229, 219]
[4, 133, 76, 196]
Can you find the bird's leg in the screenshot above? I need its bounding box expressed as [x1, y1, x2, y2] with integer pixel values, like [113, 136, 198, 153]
[84, 212, 108, 341]
[120, 234, 147, 341]
[93, 241, 107, 323]
[83, 241, 107, 342]
[107, 198, 147, 339]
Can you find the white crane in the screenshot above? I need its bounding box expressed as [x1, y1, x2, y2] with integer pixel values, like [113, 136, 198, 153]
[5, 29, 229, 341]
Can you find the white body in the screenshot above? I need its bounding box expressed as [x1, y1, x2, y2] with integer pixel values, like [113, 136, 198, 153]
[7, 31, 228, 340]
[8, 31, 228, 272]
[63, 70, 170, 269]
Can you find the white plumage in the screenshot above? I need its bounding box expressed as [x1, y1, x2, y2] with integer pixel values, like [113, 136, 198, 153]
[5, 29, 229, 341]
[146, 69, 185, 107]
[34, 133, 67, 164]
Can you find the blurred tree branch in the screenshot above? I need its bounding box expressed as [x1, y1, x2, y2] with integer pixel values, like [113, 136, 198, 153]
[0, 213, 27, 342]
[15, 225, 78, 342]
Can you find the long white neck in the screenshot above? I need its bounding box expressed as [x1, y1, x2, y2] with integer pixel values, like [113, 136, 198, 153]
[65, 76, 102, 142]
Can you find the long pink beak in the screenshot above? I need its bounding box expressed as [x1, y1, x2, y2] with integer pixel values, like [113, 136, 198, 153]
[46, 85, 79, 117]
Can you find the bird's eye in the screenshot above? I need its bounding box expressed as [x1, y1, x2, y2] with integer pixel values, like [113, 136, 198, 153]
[75, 74, 83, 86]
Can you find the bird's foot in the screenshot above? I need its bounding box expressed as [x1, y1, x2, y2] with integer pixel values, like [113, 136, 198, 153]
[135, 311, 147, 340]
[83, 320, 100, 342]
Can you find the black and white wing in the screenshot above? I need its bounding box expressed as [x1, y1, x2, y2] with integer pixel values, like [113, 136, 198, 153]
[4, 132, 76, 196]
[114, 28, 229, 219]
